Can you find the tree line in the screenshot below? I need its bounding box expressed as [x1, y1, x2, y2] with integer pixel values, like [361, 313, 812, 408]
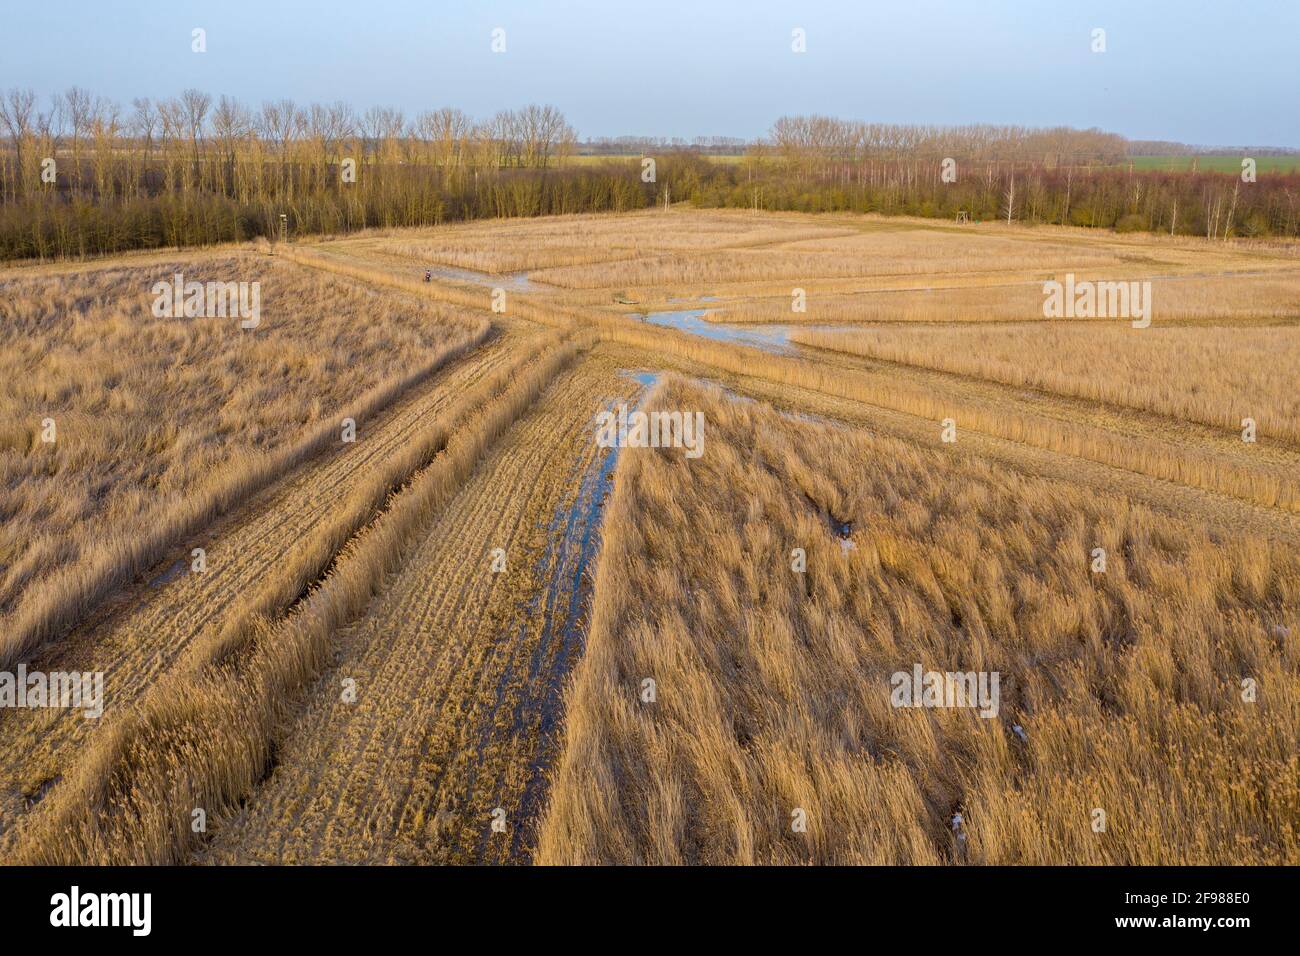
[767, 115, 1131, 167]
[685, 115, 1299, 239]
[0, 87, 644, 259]
[1, 90, 1296, 261]
[694, 158, 1299, 237]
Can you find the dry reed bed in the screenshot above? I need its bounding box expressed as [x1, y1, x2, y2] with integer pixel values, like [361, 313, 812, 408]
[278, 245, 577, 330]
[343, 207, 1300, 290]
[792, 324, 1300, 443]
[8, 335, 584, 865]
[592, 319, 1300, 512]
[375, 225, 769, 274]
[804, 210, 1300, 266]
[384, 238, 625, 273]
[538, 377, 1299, 864]
[317, 233, 1300, 512]
[707, 363, 1300, 552]
[576, 265, 1300, 314]
[0, 330, 527, 837]
[0, 255, 488, 670]
[5, 208, 1293, 866]
[305, 222, 1300, 509]
[366, 209, 849, 273]
[528, 228, 1131, 289]
[366, 208, 1300, 316]
[711, 271, 1300, 325]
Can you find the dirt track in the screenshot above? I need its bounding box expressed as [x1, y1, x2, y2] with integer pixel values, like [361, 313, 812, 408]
[0, 321, 535, 847]
[201, 351, 640, 863]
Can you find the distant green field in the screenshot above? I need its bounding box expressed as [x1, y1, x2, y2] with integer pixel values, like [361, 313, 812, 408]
[569, 153, 748, 166]
[565, 153, 1300, 174]
[1126, 155, 1300, 174]
[569, 153, 1299, 173]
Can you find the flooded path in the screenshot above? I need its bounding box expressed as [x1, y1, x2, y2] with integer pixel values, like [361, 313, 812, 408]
[632, 308, 862, 354]
[422, 264, 541, 292]
[506, 370, 661, 857]
[634, 308, 798, 353]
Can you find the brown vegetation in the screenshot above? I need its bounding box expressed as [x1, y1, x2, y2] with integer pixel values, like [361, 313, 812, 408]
[592, 318, 1300, 513]
[3, 207, 1295, 868]
[0, 254, 487, 670]
[538, 377, 1298, 864]
[716, 270, 1300, 325]
[791, 323, 1300, 442]
[10, 336, 582, 864]
[200, 351, 642, 864]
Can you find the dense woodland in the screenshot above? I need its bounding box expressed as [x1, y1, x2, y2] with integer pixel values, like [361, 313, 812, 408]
[1, 87, 1297, 260]
[692, 116, 1300, 238]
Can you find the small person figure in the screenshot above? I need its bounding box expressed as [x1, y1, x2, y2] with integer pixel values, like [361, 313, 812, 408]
[423, 270, 432, 283]
[950, 811, 968, 862]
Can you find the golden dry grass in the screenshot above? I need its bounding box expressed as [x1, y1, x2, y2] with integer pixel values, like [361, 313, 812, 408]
[6, 207, 1297, 869]
[538, 377, 1299, 865]
[9, 336, 583, 864]
[591, 318, 1300, 512]
[528, 242, 1115, 290]
[791, 323, 1300, 442]
[275, 245, 577, 330]
[713, 271, 1300, 325]
[0, 254, 488, 669]
[367, 210, 851, 274]
[0, 327, 529, 839]
[524, 222, 1275, 291]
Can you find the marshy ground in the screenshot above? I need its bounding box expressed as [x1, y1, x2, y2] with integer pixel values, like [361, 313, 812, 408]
[1, 208, 1295, 864]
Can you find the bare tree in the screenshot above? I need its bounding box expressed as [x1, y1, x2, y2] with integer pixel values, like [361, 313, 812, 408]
[211, 95, 251, 190]
[258, 99, 299, 195]
[258, 99, 298, 157]
[0, 88, 37, 197]
[90, 97, 121, 198]
[360, 106, 403, 165]
[415, 107, 471, 167]
[179, 88, 211, 180]
[60, 85, 96, 192]
[128, 98, 158, 198]
[131, 98, 158, 150]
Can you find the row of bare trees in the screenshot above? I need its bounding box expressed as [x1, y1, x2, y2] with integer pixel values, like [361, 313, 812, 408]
[767, 115, 1129, 174]
[0, 87, 647, 259]
[0, 87, 578, 205]
[724, 114, 1298, 238]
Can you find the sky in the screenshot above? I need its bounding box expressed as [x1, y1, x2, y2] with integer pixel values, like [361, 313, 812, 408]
[3, 0, 1297, 146]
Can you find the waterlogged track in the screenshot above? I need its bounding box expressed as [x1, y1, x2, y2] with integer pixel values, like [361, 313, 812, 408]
[201, 351, 642, 864]
[0, 326, 533, 847]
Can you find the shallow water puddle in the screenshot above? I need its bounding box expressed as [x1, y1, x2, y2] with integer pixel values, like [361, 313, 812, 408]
[633, 308, 858, 355]
[147, 559, 187, 588]
[634, 308, 796, 353]
[503, 370, 661, 858]
[533, 371, 661, 689]
[623, 369, 660, 387]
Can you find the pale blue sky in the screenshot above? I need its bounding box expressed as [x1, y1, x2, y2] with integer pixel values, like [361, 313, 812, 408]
[3, 0, 1297, 145]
